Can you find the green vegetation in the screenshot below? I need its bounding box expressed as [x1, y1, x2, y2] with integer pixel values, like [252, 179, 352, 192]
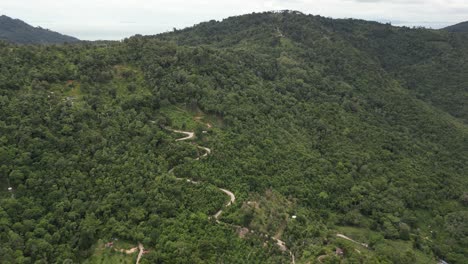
[335, 226, 434, 264]
[0, 15, 79, 44]
[0, 11, 467, 263]
[84, 240, 137, 264]
[159, 105, 199, 130]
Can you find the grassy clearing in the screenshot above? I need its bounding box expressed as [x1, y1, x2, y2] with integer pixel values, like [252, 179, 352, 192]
[335, 226, 372, 243]
[160, 104, 224, 132]
[84, 239, 137, 264]
[160, 105, 199, 130]
[112, 65, 152, 98]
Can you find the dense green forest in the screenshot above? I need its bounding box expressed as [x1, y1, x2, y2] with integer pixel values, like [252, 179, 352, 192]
[0, 15, 79, 44]
[0, 11, 467, 264]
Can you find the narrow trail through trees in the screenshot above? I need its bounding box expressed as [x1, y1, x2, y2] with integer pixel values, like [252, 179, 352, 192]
[168, 128, 296, 264]
[336, 234, 369, 248]
[121, 128, 367, 264]
[136, 243, 144, 264]
[123, 127, 298, 263]
[171, 129, 194, 141]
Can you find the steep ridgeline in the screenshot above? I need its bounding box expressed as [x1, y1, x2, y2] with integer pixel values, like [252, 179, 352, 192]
[443, 21, 468, 33]
[133, 11, 467, 263]
[0, 15, 79, 44]
[0, 11, 466, 264]
[155, 11, 468, 123]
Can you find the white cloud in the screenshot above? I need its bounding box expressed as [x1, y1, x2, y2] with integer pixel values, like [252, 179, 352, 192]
[1, 0, 467, 40]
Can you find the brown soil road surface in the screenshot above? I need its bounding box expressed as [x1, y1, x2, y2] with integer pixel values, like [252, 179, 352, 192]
[136, 243, 144, 264]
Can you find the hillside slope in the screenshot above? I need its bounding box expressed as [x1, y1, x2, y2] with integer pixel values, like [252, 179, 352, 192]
[156, 12, 468, 123]
[0, 11, 466, 264]
[0, 15, 79, 44]
[443, 21, 468, 32]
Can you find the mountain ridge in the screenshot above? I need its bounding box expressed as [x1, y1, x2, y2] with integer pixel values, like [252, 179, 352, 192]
[152, 11, 468, 123]
[0, 15, 79, 44]
[443, 21, 468, 32]
[0, 11, 466, 264]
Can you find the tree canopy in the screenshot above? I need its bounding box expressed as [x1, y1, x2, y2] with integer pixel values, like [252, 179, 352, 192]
[0, 11, 467, 264]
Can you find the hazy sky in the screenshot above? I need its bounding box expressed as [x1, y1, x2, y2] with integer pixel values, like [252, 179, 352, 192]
[1, 0, 467, 40]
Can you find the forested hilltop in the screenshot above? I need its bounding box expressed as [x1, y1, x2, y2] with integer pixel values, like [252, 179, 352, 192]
[443, 21, 468, 33]
[0, 11, 467, 264]
[0, 15, 79, 44]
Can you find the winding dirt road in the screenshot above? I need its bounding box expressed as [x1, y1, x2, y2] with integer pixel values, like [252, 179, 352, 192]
[120, 127, 359, 264]
[171, 129, 195, 141]
[168, 128, 295, 264]
[214, 188, 236, 220]
[167, 128, 235, 221]
[195, 146, 211, 160]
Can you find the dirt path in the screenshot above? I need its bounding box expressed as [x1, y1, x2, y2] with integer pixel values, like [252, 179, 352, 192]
[336, 234, 369, 248]
[195, 146, 211, 160]
[119, 247, 138, 254]
[136, 243, 144, 264]
[213, 188, 236, 220]
[120, 127, 296, 263]
[169, 129, 233, 222]
[168, 128, 234, 221]
[317, 254, 328, 263]
[142, 127, 366, 264]
[194, 115, 213, 128]
[117, 242, 144, 264]
[170, 129, 194, 141]
[169, 128, 295, 264]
